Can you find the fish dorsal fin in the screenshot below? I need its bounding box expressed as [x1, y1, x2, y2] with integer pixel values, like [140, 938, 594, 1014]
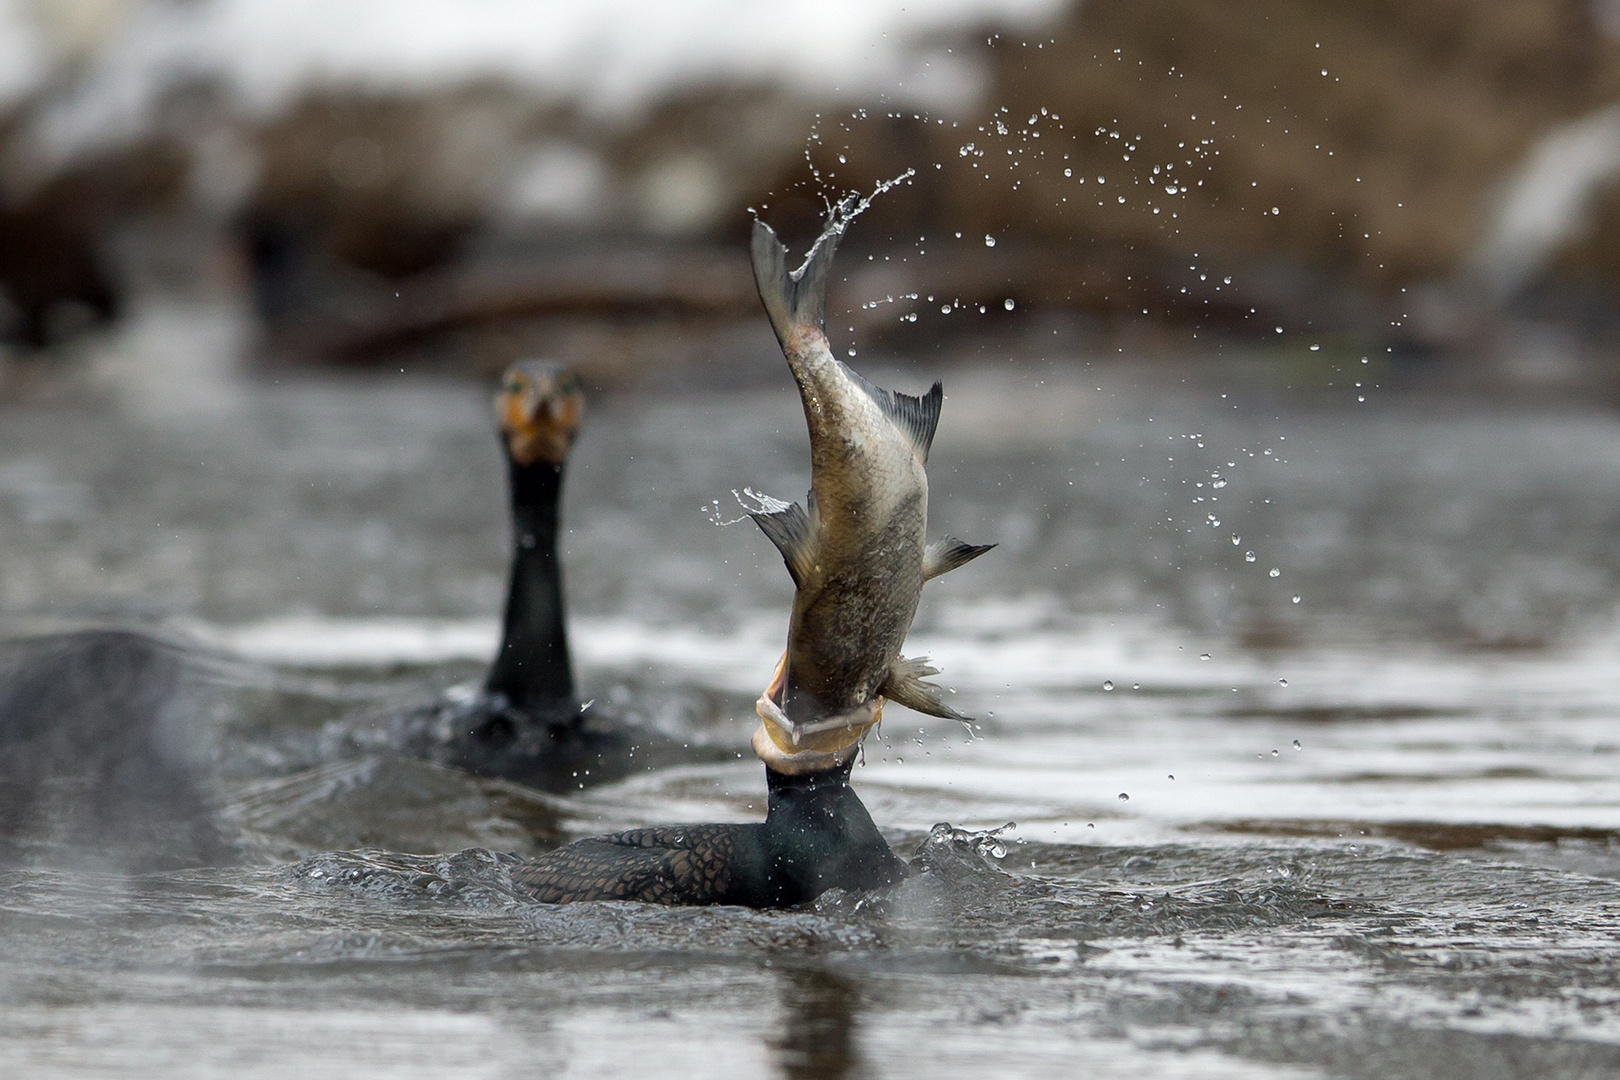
[751, 218, 843, 347]
[881, 655, 969, 722]
[748, 493, 816, 587]
[923, 537, 996, 581]
[842, 367, 944, 461]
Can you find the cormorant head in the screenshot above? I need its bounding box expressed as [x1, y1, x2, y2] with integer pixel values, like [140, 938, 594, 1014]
[496, 359, 584, 467]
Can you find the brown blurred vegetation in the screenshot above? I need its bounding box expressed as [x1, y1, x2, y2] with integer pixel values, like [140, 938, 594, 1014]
[7, 0, 1620, 380]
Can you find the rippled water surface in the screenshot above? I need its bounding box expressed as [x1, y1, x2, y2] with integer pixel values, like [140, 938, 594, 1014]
[3, 347, 1620, 1078]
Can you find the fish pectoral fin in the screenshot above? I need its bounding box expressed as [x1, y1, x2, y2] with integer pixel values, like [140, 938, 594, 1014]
[844, 370, 944, 461]
[749, 497, 816, 586]
[922, 537, 996, 581]
[882, 656, 969, 722]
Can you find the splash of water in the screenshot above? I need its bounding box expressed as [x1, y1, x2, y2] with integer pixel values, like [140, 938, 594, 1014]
[771, 168, 919, 279]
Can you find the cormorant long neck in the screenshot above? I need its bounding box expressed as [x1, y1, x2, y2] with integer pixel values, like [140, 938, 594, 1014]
[755, 761, 908, 902]
[484, 458, 575, 716]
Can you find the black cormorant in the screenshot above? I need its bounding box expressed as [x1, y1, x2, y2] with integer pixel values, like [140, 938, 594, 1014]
[393, 359, 704, 790]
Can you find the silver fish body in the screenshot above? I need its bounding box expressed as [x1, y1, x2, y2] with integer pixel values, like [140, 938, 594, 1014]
[749, 213, 991, 732]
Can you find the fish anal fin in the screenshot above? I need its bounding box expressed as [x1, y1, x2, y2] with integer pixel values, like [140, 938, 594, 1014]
[748, 496, 816, 587]
[881, 655, 969, 722]
[923, 537, 996, 581]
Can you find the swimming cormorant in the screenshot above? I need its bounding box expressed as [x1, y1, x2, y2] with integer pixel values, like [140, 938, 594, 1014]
[391, 359, 703, 790]
[512, 756, 906, 905]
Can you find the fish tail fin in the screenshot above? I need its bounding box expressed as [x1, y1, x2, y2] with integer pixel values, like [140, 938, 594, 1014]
[882, 655, 970, 723]
[750, 215, 845, 347]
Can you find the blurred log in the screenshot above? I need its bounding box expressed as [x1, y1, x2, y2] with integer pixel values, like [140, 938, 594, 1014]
[263, 246, 762, 364]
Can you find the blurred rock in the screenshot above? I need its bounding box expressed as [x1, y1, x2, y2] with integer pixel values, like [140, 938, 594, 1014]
[0, 133, 184, 348]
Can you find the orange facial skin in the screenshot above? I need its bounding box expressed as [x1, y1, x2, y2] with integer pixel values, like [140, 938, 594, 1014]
[496, 361, 585, 467]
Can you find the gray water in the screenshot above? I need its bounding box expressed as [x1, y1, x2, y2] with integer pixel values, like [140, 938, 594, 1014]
[2, 320, 1620, 1078]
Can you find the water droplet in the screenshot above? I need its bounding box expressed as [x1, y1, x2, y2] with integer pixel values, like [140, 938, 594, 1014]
[1309, 344, 1320, 351]
[1277, 678, 1288, 687]
[941, 304, 952, 314]
[1292, 739, 1302, 750]
[1231, 534, 1242, 545]
[1064, 167, 1073, 177]
[1004, 298, 1015, 310]
[847, 348, 857, 357]
[1269, 567, 1281, 578]
[905, 312, 917, 322]
[984, 234, 996, 247]
[1199, 653, 1211, 661]
[1102, 680, 1114, 691]
[1212, 478, 1227, 489]
[1291, 594, 1301, 604]
[1270, 749, 1279, 756]
[1132, 682, 1140, 690]
[1087, 822, 1095, 828]
[1117, 792, 1130, 801]
[1168, 774, 1175, 780]
[1244, 551, 1256, 562]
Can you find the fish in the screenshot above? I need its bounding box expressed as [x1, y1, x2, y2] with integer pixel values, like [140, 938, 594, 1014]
[746, 202, 992, 766]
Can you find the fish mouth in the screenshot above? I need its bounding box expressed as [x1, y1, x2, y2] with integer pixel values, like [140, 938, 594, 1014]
[752, 651, 884, 775]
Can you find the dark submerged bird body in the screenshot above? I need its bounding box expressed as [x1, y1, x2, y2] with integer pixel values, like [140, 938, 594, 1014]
[512, 760, 906, 906]
[0, 629, 234, 870]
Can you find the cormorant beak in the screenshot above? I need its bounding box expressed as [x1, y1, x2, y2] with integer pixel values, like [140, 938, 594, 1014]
[497, 365, 585, 467]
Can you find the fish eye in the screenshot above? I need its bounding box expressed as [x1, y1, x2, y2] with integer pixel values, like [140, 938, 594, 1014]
[504, 379, 525, 395]
[559, 376, 579, 395]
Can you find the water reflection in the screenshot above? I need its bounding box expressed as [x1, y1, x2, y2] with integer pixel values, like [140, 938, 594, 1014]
[772, 967, 862, 1080]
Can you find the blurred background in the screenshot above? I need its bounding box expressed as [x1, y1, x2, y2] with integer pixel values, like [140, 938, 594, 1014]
[7, 0, 1620, 650]
[3, 0, 1620, 384]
